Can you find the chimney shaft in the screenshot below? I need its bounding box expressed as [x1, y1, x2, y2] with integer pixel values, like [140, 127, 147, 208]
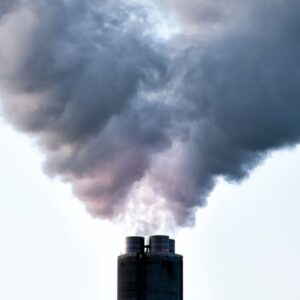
[118, 235, 183, 300]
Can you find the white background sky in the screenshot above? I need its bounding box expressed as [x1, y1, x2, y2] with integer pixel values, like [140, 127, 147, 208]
[1, 113, 300, 300]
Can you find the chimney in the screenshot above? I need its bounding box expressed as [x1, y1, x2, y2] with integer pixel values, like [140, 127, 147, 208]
[118, 235, 183, 300]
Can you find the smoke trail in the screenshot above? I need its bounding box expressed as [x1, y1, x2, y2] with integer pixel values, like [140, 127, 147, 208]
[0, 0, 19, 20]
[149, 0, 300, 225]
[1, 0, 300, 230]
[0, 0, 172, 219]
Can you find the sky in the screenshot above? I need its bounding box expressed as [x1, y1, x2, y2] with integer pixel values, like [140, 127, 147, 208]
[1, 0, 300, 299]
[1, 109, 300, 300]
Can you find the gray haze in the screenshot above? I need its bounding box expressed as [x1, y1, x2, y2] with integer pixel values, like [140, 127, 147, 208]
[0, 0, 300, 230]
[0, 0, 19, 19]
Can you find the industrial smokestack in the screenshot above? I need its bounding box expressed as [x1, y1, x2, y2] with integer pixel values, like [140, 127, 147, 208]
[118, 235, 183, 300]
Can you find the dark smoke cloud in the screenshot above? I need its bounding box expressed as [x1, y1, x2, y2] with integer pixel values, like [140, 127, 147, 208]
[150, 0, 300, 226]
[156, 0, 248, 37]
[0, 0, 300, 230]
[0, 0, 172, 219]
[0, 0, 20, 20]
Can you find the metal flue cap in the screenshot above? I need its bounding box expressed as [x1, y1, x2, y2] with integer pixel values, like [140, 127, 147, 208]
[169, 239, 175, 253]
[149, 235, 170, 253]
[125, 236, 145, 254]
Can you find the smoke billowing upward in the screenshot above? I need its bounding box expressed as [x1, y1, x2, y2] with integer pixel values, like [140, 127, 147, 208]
[1, 0, 300, 233]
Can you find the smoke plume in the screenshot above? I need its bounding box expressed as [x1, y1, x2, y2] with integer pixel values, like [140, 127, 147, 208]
[0, 0, 300, 231]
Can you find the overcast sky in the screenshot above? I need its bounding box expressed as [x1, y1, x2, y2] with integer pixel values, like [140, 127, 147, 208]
[1, 113, 300, 300]
[1, 0, 300, 299]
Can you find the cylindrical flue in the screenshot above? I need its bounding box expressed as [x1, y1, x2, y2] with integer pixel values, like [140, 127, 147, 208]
[169, 239, 175, 254]
[149, 235, 170, 253]
[126, 236, 145, 254]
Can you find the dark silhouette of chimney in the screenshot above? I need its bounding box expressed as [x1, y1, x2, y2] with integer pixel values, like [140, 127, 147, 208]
[118, 235, 183, 300]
